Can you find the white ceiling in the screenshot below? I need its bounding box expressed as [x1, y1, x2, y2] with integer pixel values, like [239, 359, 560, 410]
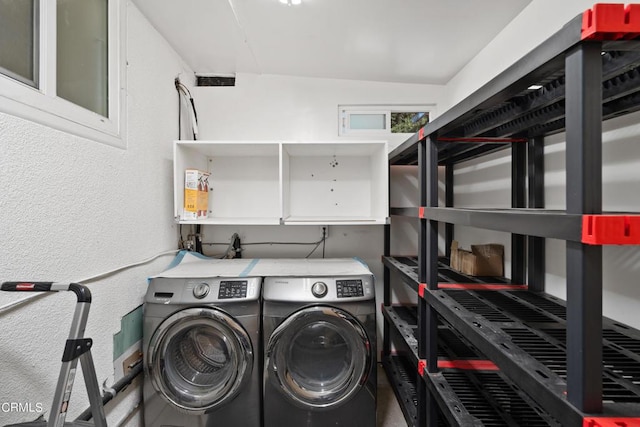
[132, 0, 533, 85]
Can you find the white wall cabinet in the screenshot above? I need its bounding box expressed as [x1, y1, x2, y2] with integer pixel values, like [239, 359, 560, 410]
[174, 140, 388, 225]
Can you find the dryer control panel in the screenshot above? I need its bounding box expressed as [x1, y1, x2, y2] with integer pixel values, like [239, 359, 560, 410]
[262, 275, 374, 302]
[336, 279, 364, 298]
[218, 280, 248, 299]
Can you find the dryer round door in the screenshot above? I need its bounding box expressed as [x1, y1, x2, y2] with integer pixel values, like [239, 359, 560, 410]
[265, 305, 371, 409]
[146, 307, 253, 414]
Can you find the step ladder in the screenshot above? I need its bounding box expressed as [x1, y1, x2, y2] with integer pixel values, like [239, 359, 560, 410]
[1, 281, 107, 427]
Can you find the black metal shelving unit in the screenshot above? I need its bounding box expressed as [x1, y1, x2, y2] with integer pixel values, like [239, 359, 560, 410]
[382, 4, 640, 426]
[383, 303, 561, 426]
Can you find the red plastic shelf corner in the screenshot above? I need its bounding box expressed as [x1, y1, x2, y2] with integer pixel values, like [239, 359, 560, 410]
[583, 417, 640, 427]
[582, 3, 640, 40]
[582, 215, 640, 245]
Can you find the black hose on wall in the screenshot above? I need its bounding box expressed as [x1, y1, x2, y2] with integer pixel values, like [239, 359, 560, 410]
[75, 361, 143, 422]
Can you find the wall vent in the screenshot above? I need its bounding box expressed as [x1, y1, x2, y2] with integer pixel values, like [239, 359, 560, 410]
[196, 75, 236, 87]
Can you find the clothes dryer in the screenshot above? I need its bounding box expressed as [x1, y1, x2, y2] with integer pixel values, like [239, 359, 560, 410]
[143, 276, 261, 427]
[262, 269, 376, 427]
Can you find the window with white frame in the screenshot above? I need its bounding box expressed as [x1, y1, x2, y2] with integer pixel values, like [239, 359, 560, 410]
[0, 0, 125, 147]
[339, 105, 434, 136]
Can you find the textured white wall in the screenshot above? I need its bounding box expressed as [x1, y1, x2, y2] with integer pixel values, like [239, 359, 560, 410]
[440, 0, 640, 329]
[0, 2, 191, 425]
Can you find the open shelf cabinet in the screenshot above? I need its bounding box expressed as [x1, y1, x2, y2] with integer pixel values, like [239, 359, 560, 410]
[281, 141, 388, 225]
[173, 140, 388, 225]
[173, 141, 282, 225]
[382, 4, 640, 426]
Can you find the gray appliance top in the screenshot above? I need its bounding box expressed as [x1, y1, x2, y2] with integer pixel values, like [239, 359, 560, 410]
[262, 275, 374, 303]
[146, 276, 262, 304]
[150, 254, 372, 279]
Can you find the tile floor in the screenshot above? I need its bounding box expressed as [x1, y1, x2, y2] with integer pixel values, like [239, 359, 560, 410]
[377, 364, 409, 427]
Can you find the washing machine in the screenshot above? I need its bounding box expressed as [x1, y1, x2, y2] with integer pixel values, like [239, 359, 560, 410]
[262, 265, 376, 427]
[143, 276, 262, 427]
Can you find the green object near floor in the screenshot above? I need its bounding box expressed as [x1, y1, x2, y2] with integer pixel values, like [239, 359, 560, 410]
[113, 305, 143, 360]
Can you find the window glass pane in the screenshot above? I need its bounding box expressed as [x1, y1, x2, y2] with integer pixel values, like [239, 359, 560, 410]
[350, 113, 386, 130]
[57, 0, 108, 116]
[0, 0, 38, 86]
[391, 112, 429, 133]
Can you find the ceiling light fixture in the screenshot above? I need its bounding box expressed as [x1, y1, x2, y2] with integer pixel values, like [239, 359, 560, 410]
[279, 0, 301, 5]
[528, 84, 543, 90]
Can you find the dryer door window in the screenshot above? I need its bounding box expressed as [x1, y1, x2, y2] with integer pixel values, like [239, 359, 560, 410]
[266, 306, 371, 409]
[146, 307, 253, 414]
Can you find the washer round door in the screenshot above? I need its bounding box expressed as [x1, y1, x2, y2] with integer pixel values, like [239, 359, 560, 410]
[146, 307, 253, 414]
[265, 305, 371, 409]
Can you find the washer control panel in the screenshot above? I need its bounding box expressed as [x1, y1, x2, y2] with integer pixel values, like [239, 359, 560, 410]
[336, 279, 364, 298]
[218, 280, 248, 299]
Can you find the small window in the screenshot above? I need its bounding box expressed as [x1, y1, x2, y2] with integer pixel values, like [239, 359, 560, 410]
[339, 105, 433, 136]
[0, 0, 39, 87]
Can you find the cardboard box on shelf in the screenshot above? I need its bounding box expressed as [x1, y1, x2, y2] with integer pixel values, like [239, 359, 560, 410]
[450, 241, 504, 277]
[183, 169, 210, 220]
